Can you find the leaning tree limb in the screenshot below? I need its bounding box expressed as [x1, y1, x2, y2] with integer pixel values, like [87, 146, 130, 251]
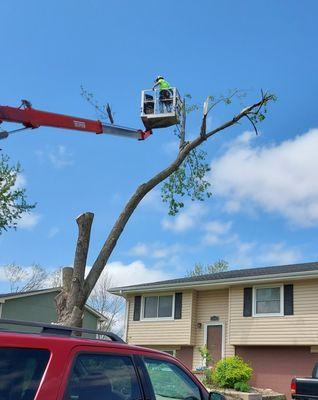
[56, 92, 275, 325]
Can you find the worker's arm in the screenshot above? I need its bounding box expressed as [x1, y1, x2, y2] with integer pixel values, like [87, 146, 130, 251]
[152, 82, 160, 90]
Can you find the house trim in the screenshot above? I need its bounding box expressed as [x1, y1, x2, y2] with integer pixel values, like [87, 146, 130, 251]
[0, 288, 60, 301]
[204, 322, 225, 362]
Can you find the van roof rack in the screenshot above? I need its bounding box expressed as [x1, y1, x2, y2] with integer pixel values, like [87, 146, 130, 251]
[0, 318, 125, 343]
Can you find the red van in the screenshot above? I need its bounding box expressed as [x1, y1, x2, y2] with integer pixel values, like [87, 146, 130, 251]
[0, 319, 219, 400]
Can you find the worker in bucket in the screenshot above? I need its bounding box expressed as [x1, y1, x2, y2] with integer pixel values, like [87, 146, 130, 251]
[152, 76, 173, 113]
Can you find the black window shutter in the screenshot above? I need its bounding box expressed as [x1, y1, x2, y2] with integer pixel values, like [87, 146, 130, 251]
[284, 284, 294, 315]
[174, 293, 182, 319]
[133, 296, 142, 321]
[243, 287, 253, 317]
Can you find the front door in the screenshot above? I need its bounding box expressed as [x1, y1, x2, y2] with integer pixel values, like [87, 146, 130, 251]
[206, 324, 223, 364]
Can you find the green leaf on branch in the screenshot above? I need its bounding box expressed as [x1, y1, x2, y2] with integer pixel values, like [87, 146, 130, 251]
[0, 154, 35, 234]
[161, 148, 212, 216]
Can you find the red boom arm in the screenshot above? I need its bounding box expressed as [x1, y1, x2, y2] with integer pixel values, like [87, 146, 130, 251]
[0, 104, 152, 140]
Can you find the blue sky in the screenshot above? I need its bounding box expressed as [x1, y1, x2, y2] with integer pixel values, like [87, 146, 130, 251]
[1, 0, 318, 291]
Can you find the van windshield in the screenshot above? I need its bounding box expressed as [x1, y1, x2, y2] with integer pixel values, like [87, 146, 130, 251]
[0, 348, 50, 400]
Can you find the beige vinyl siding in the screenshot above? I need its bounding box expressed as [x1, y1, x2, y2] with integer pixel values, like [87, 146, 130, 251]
[126, 291, 193, 345]
[193, 289, 234, 368]
[230, 279, 318, 345]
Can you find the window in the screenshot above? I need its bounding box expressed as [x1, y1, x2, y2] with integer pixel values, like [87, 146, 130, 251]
[253, 285, 283, 316]
[64, 353, 141, 400]
[144, 358, 201, 400]
[0, 347, 50, 400]
[143, 295, 173, 319]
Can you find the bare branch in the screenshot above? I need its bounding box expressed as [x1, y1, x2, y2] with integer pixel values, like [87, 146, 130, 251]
[80, 86, 113, 123]
[88, 271, 124, 332]
[245, 114, 259, 135]
[207, 89, 240, 114]
[205, 94, 274, 140]
[4, 263, 48, 292]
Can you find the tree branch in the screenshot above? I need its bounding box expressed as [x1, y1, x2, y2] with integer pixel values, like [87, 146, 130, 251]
[245, 114, 259, 135]
[200, 96, 210, 138]
[82, 93, 275, 301]
[207, 89, 240, 114]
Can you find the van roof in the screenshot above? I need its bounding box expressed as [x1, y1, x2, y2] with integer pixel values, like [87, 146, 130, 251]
[0, 330, 167, 357]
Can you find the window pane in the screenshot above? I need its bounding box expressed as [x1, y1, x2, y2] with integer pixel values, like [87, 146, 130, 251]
[158, 296, 173, 317]
[144, 296, 158, 318]
[256, 300, 281, 314]
[0, 347, 50, 400]
[144, 358, 201, 400]
[64, 353, 141, 400]
[256, 287, 280, 301]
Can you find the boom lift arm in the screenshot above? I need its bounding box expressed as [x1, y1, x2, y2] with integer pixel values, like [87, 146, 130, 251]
[0, 100, 152, 140]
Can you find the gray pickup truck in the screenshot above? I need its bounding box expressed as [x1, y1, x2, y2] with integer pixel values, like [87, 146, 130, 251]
[292, 364, 318, 400]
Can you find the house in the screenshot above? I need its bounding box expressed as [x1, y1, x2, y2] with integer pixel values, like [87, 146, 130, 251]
[110, 262, 318, 396]
[0, 287, 106, 330]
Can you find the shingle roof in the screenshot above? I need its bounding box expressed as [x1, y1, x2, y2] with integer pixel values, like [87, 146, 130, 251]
[110, 261, 318, 292]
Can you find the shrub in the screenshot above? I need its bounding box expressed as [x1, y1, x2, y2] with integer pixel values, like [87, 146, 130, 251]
[234, 382, 251, 392]
[212, 356, 252, 389]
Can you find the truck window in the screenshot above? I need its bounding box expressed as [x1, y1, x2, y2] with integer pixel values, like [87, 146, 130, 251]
[64, 353, 142, 400]
[0, 347, 50, 400]
[144, 358, 201, 400]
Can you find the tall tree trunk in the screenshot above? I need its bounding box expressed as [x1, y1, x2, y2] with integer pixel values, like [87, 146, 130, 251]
[55, 213, 93, 326]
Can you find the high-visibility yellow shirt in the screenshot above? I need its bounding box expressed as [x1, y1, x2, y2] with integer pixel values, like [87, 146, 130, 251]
[158, 79, 170, 89]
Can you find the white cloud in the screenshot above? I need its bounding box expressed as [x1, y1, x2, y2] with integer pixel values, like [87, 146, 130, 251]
[162, 203, 207, 233]
[17, 212, 41, 230]
[229, 241, 301, 269]
[0, 267, 6, 282]
[128, 243, 149, 257]
[48, 145, 74, 169]
[141, 189, 164, 212]
[106, 260, 172, 288]
[202, 220, 232, 245]
[211, 128, 318, 226]
[152, 244, 181, 259]
[36, 145, 74, 169]
[256, 243, 301, 266]
[200, 218, 301, 268]
[205, 220, 232, 234]
[127, 242, 182, 260]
